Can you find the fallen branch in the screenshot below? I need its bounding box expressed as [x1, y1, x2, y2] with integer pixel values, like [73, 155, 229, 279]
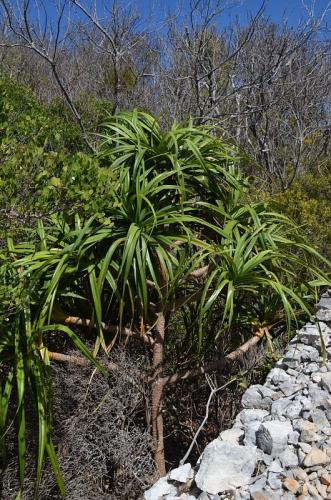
[180, 375, 240, 465]
[159, 358, 225, 385]
[225, 334, 261, 362]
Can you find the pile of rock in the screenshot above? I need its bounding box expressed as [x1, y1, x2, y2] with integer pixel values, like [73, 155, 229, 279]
[145, 290, 331, 500]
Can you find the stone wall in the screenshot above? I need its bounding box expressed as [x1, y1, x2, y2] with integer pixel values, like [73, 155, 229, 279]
[145, 290, 331, 500]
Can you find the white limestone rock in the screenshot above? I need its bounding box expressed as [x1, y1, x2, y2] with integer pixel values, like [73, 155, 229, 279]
[284, 401, 302, 420]
[268, 460, 283, 473]
[318, 296, 331, 310]
[270, 397, 292, 418]
[278, 448, 298, 468]
[278, 382, 304, 397]
[256, 420, 292, 456]
[169, 463, 194, 483]
[303, 447, 329, 467]
[144, 477, 177, 500]
[267, 367, 292, 385]
[238, 409, 269, 424]
[316, 308, 331, 322]
[321, 372, 331, 393]
[311, 408, 329, 430]
[297, 323, 330, 348]
[249, 476, 267, 494]
[241, 385, 273, 410]
[287, 431, 300, 445]
[166, 495, 197, 500]
[197, 493, 219, 500]
[244, 420, 262, 446]
[219, 428, 244, 443]
[267, 471, 282, 490]
[195, 440, 257, 495]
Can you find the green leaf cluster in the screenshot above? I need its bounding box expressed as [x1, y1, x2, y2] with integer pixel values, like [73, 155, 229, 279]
[0, 77, 116, 241]
[272, 173, 331, 261]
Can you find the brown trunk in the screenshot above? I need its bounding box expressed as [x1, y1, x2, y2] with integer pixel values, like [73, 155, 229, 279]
[151, 312, 166, 476]
[51, 310, 154, 346]
[159, 333, 263, 385]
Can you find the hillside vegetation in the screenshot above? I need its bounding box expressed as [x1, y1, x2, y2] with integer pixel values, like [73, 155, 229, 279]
[0, 0, 330, 497]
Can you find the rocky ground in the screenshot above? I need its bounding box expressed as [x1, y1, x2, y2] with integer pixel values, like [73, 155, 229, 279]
[145, 290, 331, 500]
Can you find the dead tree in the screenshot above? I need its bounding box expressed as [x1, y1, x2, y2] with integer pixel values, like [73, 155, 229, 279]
[160, 1, 331, 189]
[70, 0, 158, 115]
[159, 0, 266, 123]
[226, 17, 331, 190]
[0, 0, 95, 151]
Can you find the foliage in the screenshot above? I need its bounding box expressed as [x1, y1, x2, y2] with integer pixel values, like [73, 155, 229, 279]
[271, 173, 331, 261]
[1, 1, 330, 191]
[0, 77, 116, 242]
[0, 75, 82, 150]
[48, 95, 115, 133]
[0, 110, 330, 496]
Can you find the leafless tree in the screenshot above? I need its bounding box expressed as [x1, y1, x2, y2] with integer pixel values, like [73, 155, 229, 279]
[158, 1, 331, 189]
[0, 0, 96, 150]
[158, 0, 266, 123]
[224, 17, 331, 190]
[0, 0, 330, 186]
[69, 0, 159, 115]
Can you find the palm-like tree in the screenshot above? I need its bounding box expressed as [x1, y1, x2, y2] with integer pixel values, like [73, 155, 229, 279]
[0, 111, 329, 494]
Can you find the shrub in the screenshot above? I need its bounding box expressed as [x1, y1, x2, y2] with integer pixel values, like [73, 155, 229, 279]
[271, 173, 331, 261]
[0, 77, 115, 242]
[0, 110, 329, 497]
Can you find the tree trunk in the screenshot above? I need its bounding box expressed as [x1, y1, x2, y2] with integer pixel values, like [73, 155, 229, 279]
[151, 311, 166, 476]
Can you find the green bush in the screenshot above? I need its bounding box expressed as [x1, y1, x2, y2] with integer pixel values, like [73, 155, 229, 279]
[0, 76, 83, 150]
[0, 111, 329, 495]
[272, 173, 331, 261]
[0, 77, 115, 242]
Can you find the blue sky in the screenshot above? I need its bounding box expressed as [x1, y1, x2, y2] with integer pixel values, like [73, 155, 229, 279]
[41, 0, 331, 31]
[231, 0, 331, 25]
[135, 0, 331, 28]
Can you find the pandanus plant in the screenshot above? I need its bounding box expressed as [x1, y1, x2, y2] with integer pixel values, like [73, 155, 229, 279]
[0, 111, 329, 495]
